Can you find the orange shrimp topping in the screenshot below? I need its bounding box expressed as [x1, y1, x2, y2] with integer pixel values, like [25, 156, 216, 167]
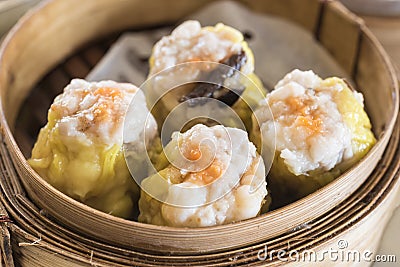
[185, 160, 224, 185]
[93, 87, 123, 99]
[285, 96, 323, 135]
[286, 97, 308, 115]
[181, 141, 202, 161]
[181, 142, 225, 185]
[187, 148, 202, 160]
[295, 116, 323, 135]
[92, 87, 122, 122]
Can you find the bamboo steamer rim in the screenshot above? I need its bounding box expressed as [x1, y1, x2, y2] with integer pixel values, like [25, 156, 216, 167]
[0, 0, 398, 256]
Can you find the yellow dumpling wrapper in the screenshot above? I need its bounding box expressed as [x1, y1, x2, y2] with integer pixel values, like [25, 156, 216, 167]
[253, 70, 376, 207]
[29, 128, 136, 218]
[29, 79, 159, 218]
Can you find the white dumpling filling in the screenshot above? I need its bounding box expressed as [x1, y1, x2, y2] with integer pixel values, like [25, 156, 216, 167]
[53, 79, 157, 148]
[139, 124, 267, 227]
[254, 69, 355, 176]
[150, 20, 249, 76]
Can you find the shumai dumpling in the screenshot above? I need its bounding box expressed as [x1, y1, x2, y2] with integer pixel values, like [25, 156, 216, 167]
[252, 69, 376, 207]
[146, 20, 266, 131]
[29, 79, 159, 218]
[139, 124, 268, 227]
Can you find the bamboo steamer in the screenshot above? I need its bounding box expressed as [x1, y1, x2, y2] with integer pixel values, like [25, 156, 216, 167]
[0, 0, 398, 266]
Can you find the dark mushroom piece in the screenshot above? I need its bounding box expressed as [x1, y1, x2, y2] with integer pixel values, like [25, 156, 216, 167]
[179, 50, 247, 107]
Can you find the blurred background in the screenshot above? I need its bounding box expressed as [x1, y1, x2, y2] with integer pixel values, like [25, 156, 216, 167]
[341, 0, 400, 16]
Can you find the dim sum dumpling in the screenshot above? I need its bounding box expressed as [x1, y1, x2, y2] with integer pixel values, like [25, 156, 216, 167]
[253, 69, 376, 206]
[138, 124, 268, 227]
[147, 20, 265, 131]
[28, 79, 159, 218]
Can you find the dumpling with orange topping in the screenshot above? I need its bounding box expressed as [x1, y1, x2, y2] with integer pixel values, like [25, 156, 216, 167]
[28, 79, 160, 218]
[138, 124, 268, 227]
[252, 69, 376, 206]
[146, 20, 266, 131]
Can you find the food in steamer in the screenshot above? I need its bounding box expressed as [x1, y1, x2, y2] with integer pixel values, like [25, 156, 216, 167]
[28, 79, 160, 218]
[252, 69, 376, 206]
[146, 20, 266, 131]
[27, 21, 377, 226]
[138, 124, 268, 227]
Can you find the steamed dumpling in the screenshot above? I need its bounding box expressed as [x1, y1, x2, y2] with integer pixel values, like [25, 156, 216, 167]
[253, 69, 376, 206]
[146, 20, 265, 131]
[138, 124, 268, 227]
[28, 79, 159, 218]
